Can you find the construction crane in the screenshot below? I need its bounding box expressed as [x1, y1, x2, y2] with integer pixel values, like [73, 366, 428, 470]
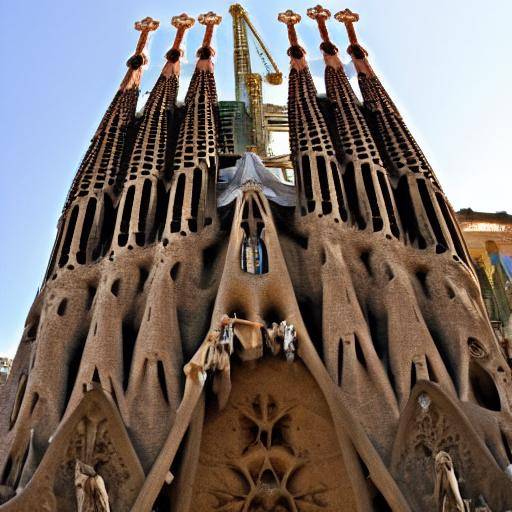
[229, 3, 283, 156]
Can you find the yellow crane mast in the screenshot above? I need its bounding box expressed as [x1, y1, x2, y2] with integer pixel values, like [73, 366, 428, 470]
[229, 4, 283, 156]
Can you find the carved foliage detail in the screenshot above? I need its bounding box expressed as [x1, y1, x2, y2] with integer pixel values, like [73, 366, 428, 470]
[190, 358, 357, 511]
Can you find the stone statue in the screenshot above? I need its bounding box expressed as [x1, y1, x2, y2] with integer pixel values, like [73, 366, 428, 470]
[434, 451, 466, 512]
[75, 460, 110, 512]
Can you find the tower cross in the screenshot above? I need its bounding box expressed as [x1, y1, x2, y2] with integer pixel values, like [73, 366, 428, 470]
[198, 11, 222, 51]
[277, 10, 302, 48]
[335, 9, 360, 45]
[133, 16, 160, 61]
[307, 5, 332, 44]
[171, 13, 195, 53]
[121, 16, 159, 90]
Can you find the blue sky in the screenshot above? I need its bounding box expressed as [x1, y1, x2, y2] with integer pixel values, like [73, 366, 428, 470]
[1, 0, 511, 357]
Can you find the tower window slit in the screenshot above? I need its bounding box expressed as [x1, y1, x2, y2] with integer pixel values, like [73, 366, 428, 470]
[154, 180, 169, 241]
[59, 205, 79, 267]
[435, 193, 469, 265]
[77, 197, 97, 264]
[94, 194, 116, 259]
[316, 155, 331, 202]
[377, 171, 400, 238]
[331, 161, 348, 221]
[118, 186, 135, 247]
[416, 179, 447, 251]
[394, 175, 425, 248]
[361, 164, 383, 231]
[122, 318, 140, 391]
[342, 162, 366, 230]
[190, 168, 203, 222]
[301, 155, 314, 201]
[136, 179, 152, 246]
[171, 174, 186, 233]
[62, 333, 88, 417]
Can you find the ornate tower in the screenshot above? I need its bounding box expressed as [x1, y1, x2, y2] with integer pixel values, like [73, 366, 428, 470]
[1, 6, 512, 512]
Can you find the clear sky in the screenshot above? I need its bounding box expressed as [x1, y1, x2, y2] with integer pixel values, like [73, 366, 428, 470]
[0, 0, 511, 357]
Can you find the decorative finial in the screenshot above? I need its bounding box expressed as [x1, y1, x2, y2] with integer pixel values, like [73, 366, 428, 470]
[307, 5, 331, 22]
[307, 5, 338, 55]
[166, 13, 195, 63]
[134, 16, 160, 33]
[334, 8, 371, 71]
[334, 9, 360, 46]
[197, 11, 222, 59]
[278, 10, 305, 59]
[121, 16, 159, 90]
[127, 16, 160, 70]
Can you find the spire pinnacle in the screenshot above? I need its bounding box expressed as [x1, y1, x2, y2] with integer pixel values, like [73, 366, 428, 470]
[163, 13, 195, 76]
[335, 9, 359, 45]
[278, 10, 306, 61]
[307, 5, 339, 57]
[197, 11, 222, 60]
[335, 9, 373, 76]
[120, 16, 160, 91]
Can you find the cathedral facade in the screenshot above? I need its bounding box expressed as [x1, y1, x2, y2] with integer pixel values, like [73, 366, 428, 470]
[1, 6, 511, 512]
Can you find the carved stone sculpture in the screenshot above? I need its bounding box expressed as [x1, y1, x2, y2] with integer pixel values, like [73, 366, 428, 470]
[434, 451, 466, 512]
[75, 461, 110, 512]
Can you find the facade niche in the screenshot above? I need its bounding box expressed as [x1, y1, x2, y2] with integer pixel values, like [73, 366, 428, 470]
[240, 221, 268, 275]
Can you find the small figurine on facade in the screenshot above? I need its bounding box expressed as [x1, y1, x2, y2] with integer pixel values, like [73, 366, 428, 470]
[434, 451, 467, 512]
[75, 460, 110, 512]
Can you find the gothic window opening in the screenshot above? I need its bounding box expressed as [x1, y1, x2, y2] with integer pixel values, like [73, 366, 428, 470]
[189, 168, 203, 232]
[122, 318, 140, 391]
[343, 162, 366, 230]
[435, 193, 469, 265]
[316, 155, 332, 215]
[240, 221, 268, 275]
[394, 175, 426, 249]
[361, 164, 383, 232]
[94, 194, 116, 259]
[300, 154, 314, 213]
[59, 205, 79, 267]
[77, 197, 97, 264]
[417, 179, 447, 253]
[136, 179, 152, 246]
[331, 161, 348, 222]
[62, 333, 88, 417]
[171, 174, 186, 233]
[377, 171, 400, 238]
[119, 186, 135, 247]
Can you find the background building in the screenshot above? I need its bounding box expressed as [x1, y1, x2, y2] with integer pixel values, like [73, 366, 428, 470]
[0, 359, 12, 385]
[458, 209, 512, 349]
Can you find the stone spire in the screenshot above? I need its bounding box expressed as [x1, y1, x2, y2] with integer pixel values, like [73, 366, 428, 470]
[308, 4, 400, 238]
[45, 18, 159, 278]
[113, 14, 194, 250]
[162, 11, 222, 238]
[335, 9, 471, 264]
[279, 9, 349, 220]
